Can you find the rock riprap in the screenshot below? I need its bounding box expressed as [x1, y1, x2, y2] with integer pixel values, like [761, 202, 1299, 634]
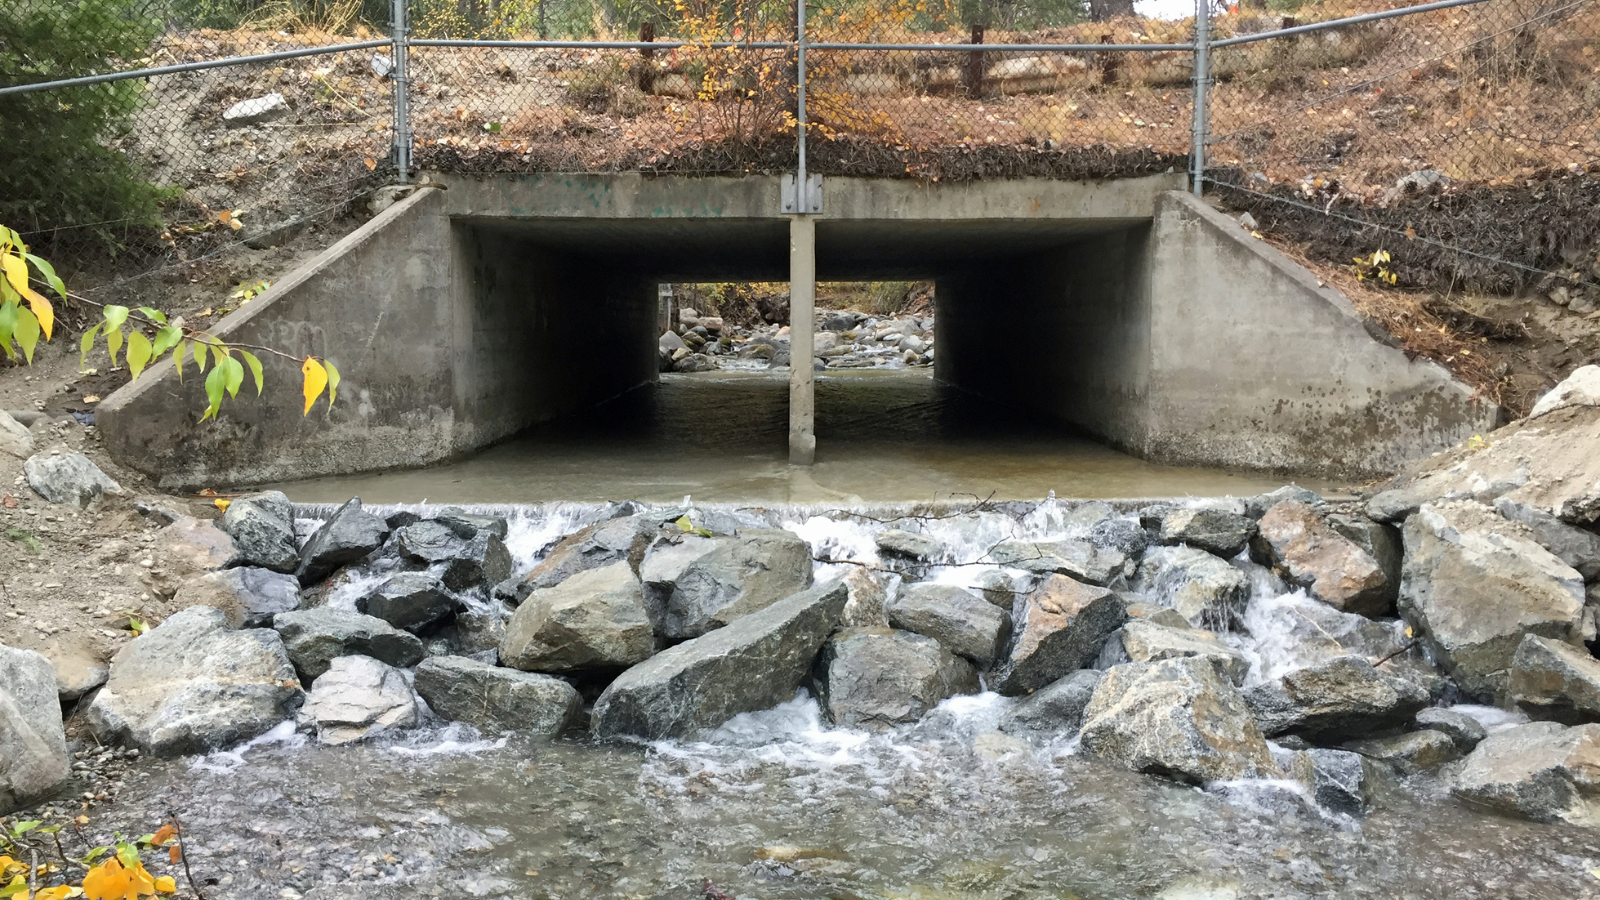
[174, 566, 301, 628]
[221, 491, 300, 572]
[1132, 546, 1250, 630]
[888, 583, 1011, 666]
[271, 607, 426, 681]
[592, 580, 848, 740]
[1453, 721, 1600, 825]
[413, 655, 580, 737]
[25, 452, 121, 508]
[358, 571, 457, 633]
[989, 539, 1125, 586]
[998, 669, 1103, 740]
[1158, 507, 1257, 558]
[991, 574, 1125, 696]
[1250, 501, 1394, 616]
[660, 529, 813, 640]
[1244, 656, 1429, 741]
[86, 607, 304, 756]
[296, 498, 390, 585]
[500, 561, 656, 673]
[1, 645, 70, 813]
[301, 655, 418, 745]
[812, 628, 977, 729]
[1098, 619, 1250, 686]
[520, 516, 653, 593]
[1508, 633, 1600, 723]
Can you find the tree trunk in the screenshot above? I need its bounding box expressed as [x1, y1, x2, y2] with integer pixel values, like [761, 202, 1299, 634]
[1089, 0, 1135, 22]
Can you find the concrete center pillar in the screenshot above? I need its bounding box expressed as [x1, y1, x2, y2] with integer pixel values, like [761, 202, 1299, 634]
[788, 215, 816, 465]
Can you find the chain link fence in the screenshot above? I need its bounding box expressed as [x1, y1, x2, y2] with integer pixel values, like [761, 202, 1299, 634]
[3, 0, 1597, 304]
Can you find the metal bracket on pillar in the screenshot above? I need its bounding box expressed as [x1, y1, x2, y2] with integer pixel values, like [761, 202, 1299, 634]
[781, 174, 822, 214]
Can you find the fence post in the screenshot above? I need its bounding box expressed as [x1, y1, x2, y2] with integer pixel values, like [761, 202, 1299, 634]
[391, 0, 412, 184]
[796, 0, 808, 196]
[1189, 0, 1209, 196]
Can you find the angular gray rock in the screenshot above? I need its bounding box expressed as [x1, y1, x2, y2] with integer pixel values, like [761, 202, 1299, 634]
[1345, 729, 1459, 775]
[521, 516, 653, 593]
[1098, 619, 1251, 686]
[1246, 485, 1324, 518]
[271, 607, 426, 681]
[888, 583, 1011, 666]
[24, 452, 121, 508]
[1453, 721, 1600, 825]
[876, 529, 941, 561]
[1494, 496, 1600, 582]
[592, 580, 849, 740]
[395, 519, 466, 564]
[974, 569, 1022, 610]
[0, 408, 32, 460]
[86, 607, 304, 756]
[1088, 515, 1148, 558]
[991, 574, 1126, 696]
[812, 628, 978, 729]
[223, 92, 288, 126]
[1399, 501, 1585, 700]
[1159, 507, 1257, 558]
[439, 532, 513, 592]
[1287, 747, 1368, 816]
[221, 491, 300, 573]
[173, 566, 301, 628]
[1132, 546, 1250, 630]
[662, 528, 813, 640]
[300, 655, 418, 745]
[989, 539, 1125, 586]
[430, 508, 509, 541]
[1530, 364, 1600, 418]
[296, 498, 391, 586]
[998, 669, 1103, 740]
[0, 645, 70, 813]
[358, 571, 457, 633]
[1079, 657, 1278, 784]
[500, 561, 656, 673]
[1250, 501, 1393, 617]
[413, 655, 580, 737]
[1415, 707, 1488, 753]
[839, 567, 890, 628]
[1509, 633, 1600, 724]
[1244, 656, 1429, 740]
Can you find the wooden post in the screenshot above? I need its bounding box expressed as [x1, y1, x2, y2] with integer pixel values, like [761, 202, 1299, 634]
[637, 22, 657, 93]
[965, 24, 985, 100]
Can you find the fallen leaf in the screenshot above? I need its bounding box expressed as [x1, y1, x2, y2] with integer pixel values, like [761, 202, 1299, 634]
[1, 495, 14, 509]
[83, 394, 101, 403]
[213, 498, 231, 512]
[364, 157, 377, 170]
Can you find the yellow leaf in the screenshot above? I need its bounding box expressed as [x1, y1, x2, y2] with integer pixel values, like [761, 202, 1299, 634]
[154, 876, 177, 894]
[36, 887, 79, 900]
[213, 498, 231, 512]
[301, 357, 328, 415]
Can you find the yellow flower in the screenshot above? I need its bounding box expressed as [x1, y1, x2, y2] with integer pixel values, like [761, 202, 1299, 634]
[81, 858, 157, 900]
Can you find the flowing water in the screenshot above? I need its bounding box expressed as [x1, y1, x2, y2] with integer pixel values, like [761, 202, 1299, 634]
[71, 500, 1600, 900]
[268, 371, 1336, 505]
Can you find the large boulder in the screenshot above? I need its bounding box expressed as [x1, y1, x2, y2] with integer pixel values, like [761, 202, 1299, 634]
[1509, 633, 1600, 723]
[296, 498, 390, 586]
[0, 645, 70, 813]
[1079, 657, 1278, 784]
[25, 452, 121, 508]
[413, 655, 580, 737]
[1453, 721, 1600, 825]
[358, 572, 457, 633]
[0, 409, 32, 459]
[439, 533, 513, 592]
[395, 519, 465, 564]
[1345, 729, 1460, 775]
[220, 491, 300, 573]
[988, 539, 1125, 586]
[500, 561, 656, 673]
[888, 583, 1011, 666]
[1159, 508, 1257, 558]
[271, 607, 426, 681]
[839, 567, 891, 628]
[300, 655, 418, 745]
[1285, 747, 1369, 816]
[998, 669, 1103, 740]
[1494, 497, 1600, 582]
[1097, 619, 1250, 686]
[592, 580, 848, 740]
[661, 529, 813, 640]
[812, 628, 978, 729]
[85, 607, 304, 756]
[1415, 707, 1488, 753]
[1399, 501, 1585, 700]
[991, 575, 1125, 696]
[520, 516, 654, 593]
[1530, 364, 1600, 418]
[1250, 502, 1394, 617]
[1131, 546, 1250, 630]
[1243, 657, 1429, 741]
[172, 566, 301, 628]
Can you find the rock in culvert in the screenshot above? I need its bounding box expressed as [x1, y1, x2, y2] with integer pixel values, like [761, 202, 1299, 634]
[592, 580, 848, 740]
[673, 353, 717, 373]
[1132, 546, 1250, 630]
[812, 628, 978, 729]
[1250, 502, 1394, 617]
[1414, 707, 1488, 753]
[173, 566, 302, 628]
[998, 669, 1103, 741]
[0, 409, 34, 460]
[876, 529, 941, 561]
[24, 452, 121, 508]
[1494, 497, 1600, 582]
[1079, 657, 1278, 784]
[1509, 633, 1600, 723]
[222, 92, 288, 127]
[1400, 501, 1585, 701]
[500, 561, 656, 673]
[888, 583, 1011, 666]
[296, 498, 391, 586]
[0, 645, 70, 814]
[439, 532, 513, 592]
[1098, 619, 1251, 686]
[1345, 729, 1460, 775]
[661, 529, 812, 640]
[1159, 507, 1257, 558]
[991, 574, 1126, 696]
[1244, 656, 1430, 741]
[521, 516, 654, 593]
[221, 491, 300, 573]
[1287, 747, 1369, 816]
[413, 655, 580, 737]
[358, 571, 457, 633]
[1453, 721, 1600, 825]
[271, 607, 426, 681]
[989, 539, 1125, 586]
[300, 655, 418, 745]
[86, 607, 303, 756]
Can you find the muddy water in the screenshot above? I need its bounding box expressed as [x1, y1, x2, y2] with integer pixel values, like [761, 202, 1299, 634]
[271, 371, 1335, 505]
